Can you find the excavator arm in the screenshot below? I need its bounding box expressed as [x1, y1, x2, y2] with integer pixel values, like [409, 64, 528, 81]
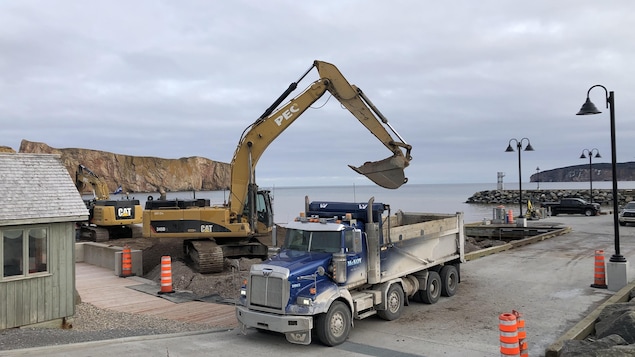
[229, 60, 412, 221]
[75, 164, 111, 200]
[314, 61, 412, 187]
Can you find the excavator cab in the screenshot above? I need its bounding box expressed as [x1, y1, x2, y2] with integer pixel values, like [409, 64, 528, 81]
[242, 186, 274, 235]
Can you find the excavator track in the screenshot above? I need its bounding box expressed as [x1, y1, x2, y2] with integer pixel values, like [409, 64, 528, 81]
[186, 240, 224, 274]
[80, 226, 109, 242]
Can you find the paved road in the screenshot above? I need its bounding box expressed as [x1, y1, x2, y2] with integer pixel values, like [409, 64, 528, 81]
[5, 214, 635, 357]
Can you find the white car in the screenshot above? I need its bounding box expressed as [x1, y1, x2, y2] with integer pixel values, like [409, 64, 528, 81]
[619, 201, 635, 226]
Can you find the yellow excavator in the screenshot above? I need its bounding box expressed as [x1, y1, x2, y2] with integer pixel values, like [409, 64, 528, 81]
[76, 165, 143, 241]
[142, 60, 413, 273]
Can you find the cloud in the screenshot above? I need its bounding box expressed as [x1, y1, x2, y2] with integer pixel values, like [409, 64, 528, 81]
[2, 0, 635, 186]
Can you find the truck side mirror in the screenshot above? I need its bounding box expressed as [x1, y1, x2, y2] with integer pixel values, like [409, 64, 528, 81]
[317, 266, 325, 276]
[353, 229, 363, 253]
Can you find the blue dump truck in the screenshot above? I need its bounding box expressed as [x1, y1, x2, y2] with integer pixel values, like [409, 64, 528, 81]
[236, 197, 465, 346]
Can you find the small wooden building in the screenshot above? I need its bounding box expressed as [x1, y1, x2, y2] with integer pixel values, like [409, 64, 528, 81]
[0, 153, 89, 329]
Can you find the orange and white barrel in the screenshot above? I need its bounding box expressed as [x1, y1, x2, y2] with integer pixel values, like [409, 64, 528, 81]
[159, 255, 174, 294]
[499, 313, 520, 357]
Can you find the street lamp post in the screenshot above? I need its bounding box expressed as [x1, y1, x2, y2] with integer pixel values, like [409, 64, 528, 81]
[505, 138, 534, 218]
[577, 84, 628, 291]
[580, 148, 601, 203]
[536, 166, 540, 190]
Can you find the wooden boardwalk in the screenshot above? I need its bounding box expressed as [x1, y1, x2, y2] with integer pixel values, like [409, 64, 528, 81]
[75, 262, 238, 328]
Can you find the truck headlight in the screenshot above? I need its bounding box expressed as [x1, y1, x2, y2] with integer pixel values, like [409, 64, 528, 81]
[296, 296, 313, 306]
[240, 278, 247, 297]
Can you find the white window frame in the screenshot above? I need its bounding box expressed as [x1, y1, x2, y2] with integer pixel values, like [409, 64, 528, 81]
[1, 225, 50, 281]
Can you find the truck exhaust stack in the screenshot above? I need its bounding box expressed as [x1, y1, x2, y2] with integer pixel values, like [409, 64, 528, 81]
[349, 154, 408, 189]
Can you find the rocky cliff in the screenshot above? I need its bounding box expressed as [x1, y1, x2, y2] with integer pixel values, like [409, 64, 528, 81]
[530, 162, 635, 182]
[17, 139, 231, 194]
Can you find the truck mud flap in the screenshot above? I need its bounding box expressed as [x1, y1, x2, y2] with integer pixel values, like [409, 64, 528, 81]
[349, 154, 408, 189]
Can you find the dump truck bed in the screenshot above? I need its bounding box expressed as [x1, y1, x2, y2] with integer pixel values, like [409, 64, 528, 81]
[377, 211, 465, 282]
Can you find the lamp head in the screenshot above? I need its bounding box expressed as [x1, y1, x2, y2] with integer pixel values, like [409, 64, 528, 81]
[505, 144, 514, 152]
[595, 152, 602, 158]
[524, 143, 535, 152]
[580, 153, 587, 159]
[576, 98, 602, 115]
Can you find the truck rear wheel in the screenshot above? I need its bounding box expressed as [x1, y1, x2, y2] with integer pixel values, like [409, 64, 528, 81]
[418, 271, 441, 304]
[440, 265, 458, 297]
[316, 301, 351, 346]
[377, 284, 404, 321]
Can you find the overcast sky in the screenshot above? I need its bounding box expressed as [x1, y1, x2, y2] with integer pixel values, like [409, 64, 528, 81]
[2, 1, 634, 188]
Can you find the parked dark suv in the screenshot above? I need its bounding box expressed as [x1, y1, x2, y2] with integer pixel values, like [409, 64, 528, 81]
[542, 197, 601, 216]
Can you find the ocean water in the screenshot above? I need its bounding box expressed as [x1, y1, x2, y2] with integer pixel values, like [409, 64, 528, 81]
[101, 181, 635, 225]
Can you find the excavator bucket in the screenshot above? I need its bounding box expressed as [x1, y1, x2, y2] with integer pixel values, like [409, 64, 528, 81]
[349, 154, 409, 189]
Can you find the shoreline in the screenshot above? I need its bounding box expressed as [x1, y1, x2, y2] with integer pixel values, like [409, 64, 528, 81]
[466, 188, 635, 206]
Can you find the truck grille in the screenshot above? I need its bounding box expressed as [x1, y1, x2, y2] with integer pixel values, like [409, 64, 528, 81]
[247, 265, 290, 313]
[250, 275, 284, 309]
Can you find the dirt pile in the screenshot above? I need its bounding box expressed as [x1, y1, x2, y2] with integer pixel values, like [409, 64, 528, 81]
[98, 236, 262, 300]
[465, 236, 507, 252]
[144, 258, 260, 300]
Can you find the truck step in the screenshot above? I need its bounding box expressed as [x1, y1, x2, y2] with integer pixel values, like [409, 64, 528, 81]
[351, 290, 381, 319]
[356, 310, 377, 320]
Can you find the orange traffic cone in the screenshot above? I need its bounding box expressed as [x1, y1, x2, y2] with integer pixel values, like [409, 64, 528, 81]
[120, 245, 133, 278]
[499, 313, 520, 357]
[591, 250, 608, 289]
[158, 255, 174, 294]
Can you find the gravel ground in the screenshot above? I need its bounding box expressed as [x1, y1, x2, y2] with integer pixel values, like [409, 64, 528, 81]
[0, 257, 258, 352]
[0, 302, 220, 351]
[0, 303, 218, 355]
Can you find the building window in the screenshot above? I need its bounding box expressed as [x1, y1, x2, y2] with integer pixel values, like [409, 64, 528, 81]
[3, 229, 23, 277]
[2, 227, 49, 279]
[29, 228, 48, 273]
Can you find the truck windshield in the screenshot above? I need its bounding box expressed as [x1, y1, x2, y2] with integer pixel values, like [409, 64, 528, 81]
[284, 229, 341, 253]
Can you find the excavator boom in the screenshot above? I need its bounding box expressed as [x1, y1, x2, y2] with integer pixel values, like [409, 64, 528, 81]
[76, 164, 110, 200]
[314, 61, 412, 189]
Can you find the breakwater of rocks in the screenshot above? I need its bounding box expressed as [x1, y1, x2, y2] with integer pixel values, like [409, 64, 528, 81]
[466, 189, 635, 206]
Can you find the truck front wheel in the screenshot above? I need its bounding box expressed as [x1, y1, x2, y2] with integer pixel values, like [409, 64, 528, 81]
[377, 284, 404, 321]
[585, 209, 594, 216]
[316, 301, 351, 346]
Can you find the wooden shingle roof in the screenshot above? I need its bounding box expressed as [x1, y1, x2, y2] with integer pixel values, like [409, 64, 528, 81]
[0, 153, 89, 225]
